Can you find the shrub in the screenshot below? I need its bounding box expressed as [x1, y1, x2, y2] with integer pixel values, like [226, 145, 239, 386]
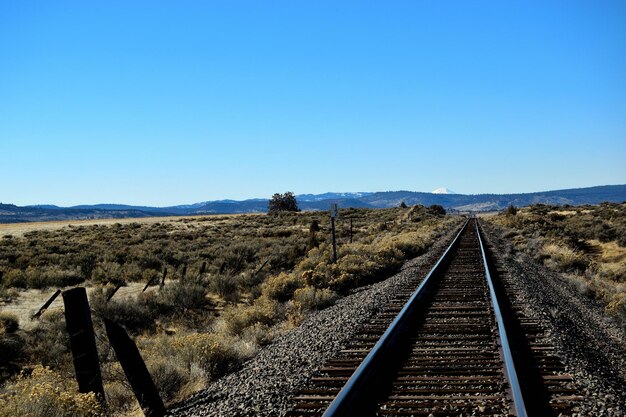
[0, 365, 104, 417]
[541, 243, 589, 273]
[207, 274, 239, 302]
[293, 286, 338, 312]
[23, 311, 72, 372]
[2, 270, 26, 289]
[146, 357, 190, 402]
[0, 312, 19, 334]
[240, 322, 275, 346]
[102, 380, 135, 413]
[0, 287, 18, 303]
[220, 297, 279, 336]
[0, 330, 25, 378]
[144, 333, 243, 382]
[25, 268, 84, 289]
[262, 272, 304, 302]
[91, 290, 156, 334]
[159, 282, 208, 311]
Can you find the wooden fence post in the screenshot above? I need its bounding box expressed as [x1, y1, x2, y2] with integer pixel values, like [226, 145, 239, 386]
[104, 319, 165, 417]
[62, 287, 105, 401]
[32, 289, 61, 319]
[253, 259, 269, 278]
[143, 275, 159, 292]
[106, 282, 124, 302]
[160, 267, 167, 288]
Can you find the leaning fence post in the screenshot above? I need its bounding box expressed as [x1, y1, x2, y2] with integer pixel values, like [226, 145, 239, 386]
[143, 275, 159, 292]
[104, 319, 166, 417]
[62, 287, 105, 402]
[106, 282, 123, 302]
[32, 289, 61, 319]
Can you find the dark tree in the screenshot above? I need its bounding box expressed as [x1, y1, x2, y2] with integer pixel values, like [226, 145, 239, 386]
[268, 192, 300, 213]
[428, 204, 446, 216]
[506, 204, 518, 215]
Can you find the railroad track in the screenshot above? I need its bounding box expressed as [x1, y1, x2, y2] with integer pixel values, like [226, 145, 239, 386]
[288, 218, 581, 417]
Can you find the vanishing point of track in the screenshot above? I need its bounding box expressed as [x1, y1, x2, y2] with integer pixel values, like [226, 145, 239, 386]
[288, 218, 582, 417]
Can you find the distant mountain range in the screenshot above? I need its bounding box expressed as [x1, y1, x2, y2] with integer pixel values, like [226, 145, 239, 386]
[1, 184, 625, 223]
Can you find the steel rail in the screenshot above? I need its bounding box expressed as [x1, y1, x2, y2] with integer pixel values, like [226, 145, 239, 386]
[321, 219, 470, 417]
[475, 220, 528, 417]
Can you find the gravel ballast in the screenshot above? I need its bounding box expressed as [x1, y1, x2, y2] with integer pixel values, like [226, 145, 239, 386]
[481, 221, 626, 416]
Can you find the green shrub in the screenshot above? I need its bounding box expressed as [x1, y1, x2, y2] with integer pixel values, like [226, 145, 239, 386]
[160, 282, 208, 311]
[25, 268, 84, 289]
[91, 290, 156, 334]
[2, 270, 27, 289]
[207, 274, 239, 302]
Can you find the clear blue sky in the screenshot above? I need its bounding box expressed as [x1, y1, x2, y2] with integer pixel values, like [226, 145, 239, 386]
[1, 1, 625, 206]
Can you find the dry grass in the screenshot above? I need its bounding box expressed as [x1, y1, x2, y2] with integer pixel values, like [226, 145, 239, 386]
[489, 202, 626, 323]
[0, 214, 252, 238]
[0, 207, 460, 414]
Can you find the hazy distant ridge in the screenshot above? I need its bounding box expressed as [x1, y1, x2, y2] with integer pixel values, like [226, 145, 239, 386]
[2, 184, 624, 223]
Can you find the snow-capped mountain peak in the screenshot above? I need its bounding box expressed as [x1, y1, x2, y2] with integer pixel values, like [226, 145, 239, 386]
[431, 187, 456, 194]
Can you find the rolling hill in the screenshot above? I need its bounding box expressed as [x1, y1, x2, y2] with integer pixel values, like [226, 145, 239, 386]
[1, 184, 624, 223]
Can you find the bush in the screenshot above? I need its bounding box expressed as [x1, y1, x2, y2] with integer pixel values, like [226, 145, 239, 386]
[293, 286, 338, 312]
[23, 311, 72, 372]
[25, 268, 84, 289]
[262, 272, 304, 302]
[0, 365, 104, 417]
[146, 358, 190, 402]
[540, 243, 589, 273]
[0, 331, 25, 377]
[0, 312, 19, 334]
[207, 274, 239, 302]
[220, 297, 278, 336]
[144, 333, 243, 383]
[0, 287, 18, 303]
[159, 282, 208, 311]
[91, 290, 156, 334]
[2, 270, 26, 289]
